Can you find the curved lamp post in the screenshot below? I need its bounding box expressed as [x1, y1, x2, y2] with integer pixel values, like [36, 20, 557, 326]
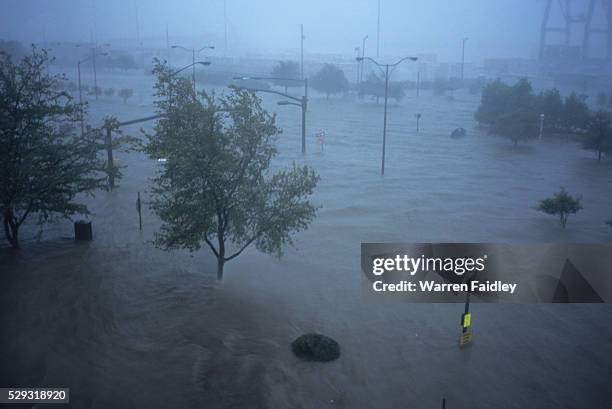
[232, 76, 308, 154]
[171, 45, 215, 92]
[356, 55, 418, 175]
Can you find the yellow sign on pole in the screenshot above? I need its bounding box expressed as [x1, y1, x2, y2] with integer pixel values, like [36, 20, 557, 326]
[459, 331, 473, 347]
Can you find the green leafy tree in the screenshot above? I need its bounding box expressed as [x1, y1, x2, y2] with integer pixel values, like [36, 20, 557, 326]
[490, 110, 539, 145]
[270, 60, 300, 93]
[476, 78, 536, 125]
[537, 188, 582, 228]
[145, 60, 319, 280]
[535, 89, 564, 134]
[0, 47, 119, 248]
[475, 78, 513, 124]
[561, 93, 590, 133]
[583, 111, 612, 161]
[358, 73, 404, 103]
[118, 88, 133, 103]
[311, 63, 349, 98]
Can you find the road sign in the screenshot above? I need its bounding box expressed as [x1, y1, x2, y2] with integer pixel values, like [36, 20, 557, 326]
[462, 312, 471, 328]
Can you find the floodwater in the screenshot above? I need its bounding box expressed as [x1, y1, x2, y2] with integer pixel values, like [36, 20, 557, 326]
[1, 69, 612, 409]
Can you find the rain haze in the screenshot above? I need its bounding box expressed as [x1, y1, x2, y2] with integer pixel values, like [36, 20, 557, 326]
[1, 1, 612, 409]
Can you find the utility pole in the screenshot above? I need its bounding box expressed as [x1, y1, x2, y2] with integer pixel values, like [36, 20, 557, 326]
[376, 0, 381, 58]
[135, 1, 141, 47]
[360, 35, 368, 83]
[192, 48, 196, 91]
[300, 24, 305, 80]
[166, 23, 169, 49]
[92, 47, 98, 100]
[224, 0, 228, 55]
[461, 37, 468, 82]
[416, 71, 420, 97]
[172, 45, 215, 93]
[77, 60, 85, 135]
[355, 47, 361, 84]
[382, 64, 389, 175]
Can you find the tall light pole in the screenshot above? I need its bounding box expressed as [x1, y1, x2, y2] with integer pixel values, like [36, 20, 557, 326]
[77, 56, 90, 136]
[300, 24, 305, 80]
[171, 45, 215, 92]
[233, 76, 308, 153]
[376, 0, 381, 58]
[165, 23, 169, 49]
[224, 0, 228, 54]
[354, 47, 361, 84]
[357, 55, 418, 175]
[76, 52, 107, 136]
[461, 37, 468, 82]
[76, 43, 110, 101]
[360, 35, 368, 83]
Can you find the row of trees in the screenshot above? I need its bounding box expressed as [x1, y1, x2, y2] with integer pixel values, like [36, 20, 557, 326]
[60, 82, 134, 102]
[476, 78, 612, 160]
[2, 49, 320, 282]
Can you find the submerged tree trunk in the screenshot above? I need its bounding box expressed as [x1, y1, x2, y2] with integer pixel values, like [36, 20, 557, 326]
[217, 231, 225, 280]
[598, 150, 602, 162]
[216, 258, 225, 280]
[560, 213, 568, 228]
[3, 210, 20, 249]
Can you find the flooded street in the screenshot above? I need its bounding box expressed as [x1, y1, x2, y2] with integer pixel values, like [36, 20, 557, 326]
[2, 70, 612, 408]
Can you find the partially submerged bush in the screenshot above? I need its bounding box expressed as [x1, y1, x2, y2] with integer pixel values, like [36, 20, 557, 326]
[537, 188, 582, 228]
[291, 333, 340, 362]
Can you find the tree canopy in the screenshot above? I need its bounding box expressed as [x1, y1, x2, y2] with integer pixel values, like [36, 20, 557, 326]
[311, 64, 349, 98]
[583, 111, 612, 162]
[145, 60, 319, 279]
[476, 78, 591, 142]
[537, 188, 582, 228]
[358, 73, 405, 103]
[0, 47, 121, 248]
[270, 60, 301, 93]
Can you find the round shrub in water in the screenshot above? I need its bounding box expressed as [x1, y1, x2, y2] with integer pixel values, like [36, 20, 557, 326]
[291, 333, 340, 362]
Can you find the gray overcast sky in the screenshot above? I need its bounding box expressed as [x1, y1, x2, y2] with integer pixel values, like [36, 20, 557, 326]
[0, 0, 602, 62]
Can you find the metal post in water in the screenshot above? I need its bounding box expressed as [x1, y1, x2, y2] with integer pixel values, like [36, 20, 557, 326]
[137, 192, 142, 231]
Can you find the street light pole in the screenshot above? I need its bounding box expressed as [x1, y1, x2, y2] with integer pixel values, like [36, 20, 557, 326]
[92, 47, 98, 100]
[300, 24, 304, 80]
[172, 44, 215, 93]
[461, 37, 468, 83]
[357, 55, 418, 175]
[376, 0, 381, 58]
[360, 35, 368, 83]
[382, 64, 389, 175]
[192, 48, 196, 91]
[355, 47, 361, 84]
[77, 58, 87, 136]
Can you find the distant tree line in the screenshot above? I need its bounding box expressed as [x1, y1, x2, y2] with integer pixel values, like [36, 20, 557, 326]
[475, 78, 612, 159]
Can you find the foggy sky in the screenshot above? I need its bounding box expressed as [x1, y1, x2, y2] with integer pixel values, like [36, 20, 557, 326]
[0, 0, 600, 62]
